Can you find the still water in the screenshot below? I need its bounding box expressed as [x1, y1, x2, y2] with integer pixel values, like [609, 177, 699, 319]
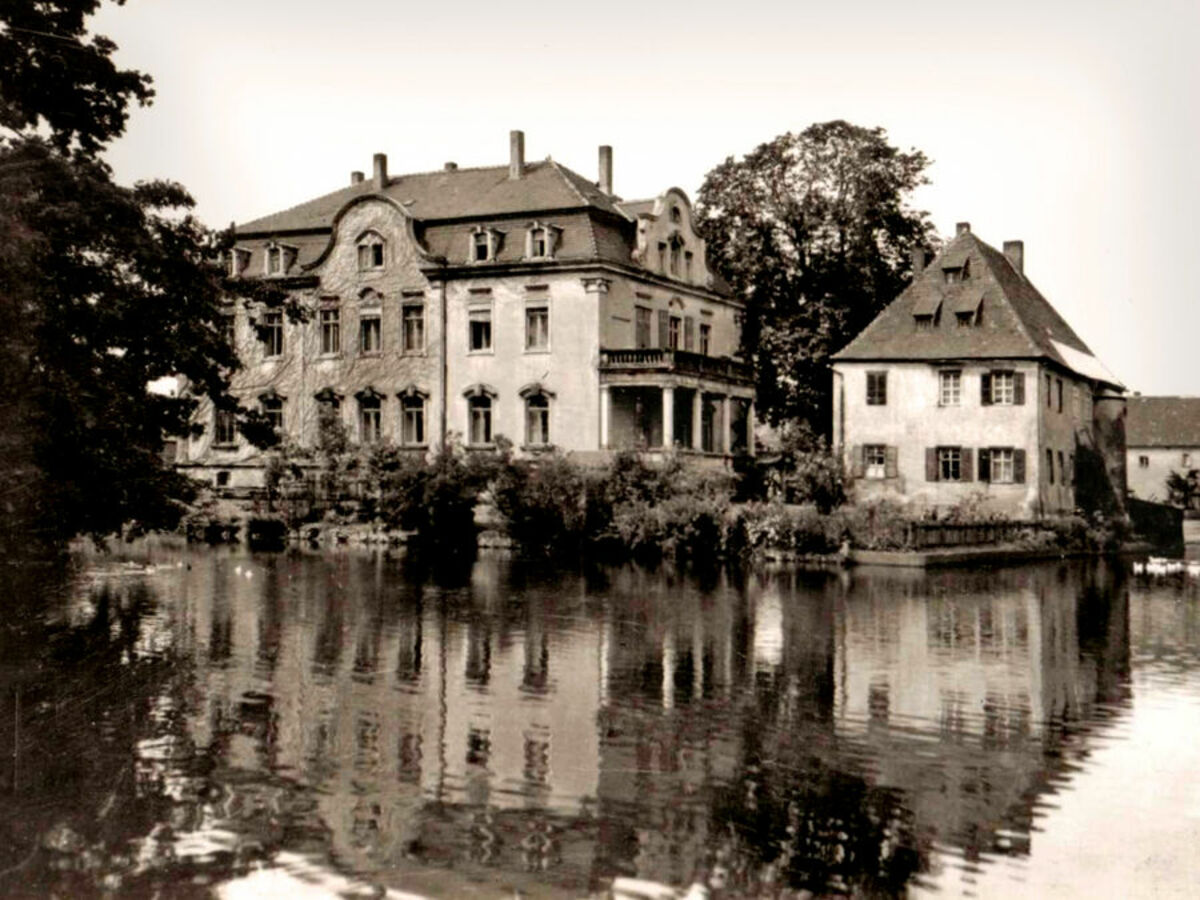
[1, 544, 1198, 898]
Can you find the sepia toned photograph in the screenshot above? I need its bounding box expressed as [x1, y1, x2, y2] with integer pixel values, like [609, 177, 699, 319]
[1, 0, 1198, 896]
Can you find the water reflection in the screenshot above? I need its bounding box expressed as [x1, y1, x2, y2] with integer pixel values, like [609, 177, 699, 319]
[1, 548, 1183, 897]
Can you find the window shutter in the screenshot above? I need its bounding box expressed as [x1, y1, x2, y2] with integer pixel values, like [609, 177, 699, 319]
[1014, 448, 1027, 483]
[851, 445, 865, 478]
[925, 447, 938, 482]
[1014, 372, 1026, 405]
[658, 310, 669, 349]
[684, 316, 695, 351]
[961, 447, 974, 482]
[978, 448, 991, 483]
[885, 446, 899, 478]
[981, 372, 992, 406]
[880, 373, 888, 405]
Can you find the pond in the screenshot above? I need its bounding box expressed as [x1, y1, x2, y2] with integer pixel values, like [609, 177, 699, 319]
[0, 544, 1198, 897]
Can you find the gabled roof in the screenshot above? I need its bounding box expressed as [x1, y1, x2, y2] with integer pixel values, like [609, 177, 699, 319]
[1126, 397, 1200, 448]
[237, 160, 629, 235]
[833, 229, 1122, 389]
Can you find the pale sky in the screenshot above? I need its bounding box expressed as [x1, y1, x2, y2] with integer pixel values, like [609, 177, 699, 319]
[91, 0, 1199, 396]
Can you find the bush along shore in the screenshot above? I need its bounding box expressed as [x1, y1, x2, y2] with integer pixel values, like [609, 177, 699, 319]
[183, 419, 1131, 566]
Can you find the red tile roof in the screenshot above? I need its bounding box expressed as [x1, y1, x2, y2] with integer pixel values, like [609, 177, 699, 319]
[1126, 397, 1200, 447]
[833, 230, 1120, 388]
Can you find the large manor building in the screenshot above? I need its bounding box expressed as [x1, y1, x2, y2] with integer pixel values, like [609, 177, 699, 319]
[831, 223, 1126, 518]
[177, 132, 755, 488]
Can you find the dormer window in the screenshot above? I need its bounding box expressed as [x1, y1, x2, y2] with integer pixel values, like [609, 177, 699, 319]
[357, 232, 385, 271]
[473, 232, 490, 261]
[525, 222, 560, 260]
[229, 248, 251, 277]
[470, 227, 503, 263]
[670, 206, 682, 224]
[266, 246, 282, 275]
[956, 311, 974, 327]
[915, 315, 933, 331]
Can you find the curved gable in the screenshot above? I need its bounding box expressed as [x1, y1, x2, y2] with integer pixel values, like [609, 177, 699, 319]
[631, 188, 714, 289]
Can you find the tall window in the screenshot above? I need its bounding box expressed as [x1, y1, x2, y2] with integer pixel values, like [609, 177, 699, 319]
[320, 307, 340, 355]
[401, 395, 426, 446]
[357, 234, 384, 270]
[1056, 378, 1063, 412]
[529, 227, 547, 258]
[214, 408, 237, 446]
[866, 371, 888, 406]
[266, 246, 282, 275]
[359, 312, 381, 354]
[1139, 455, 1150, 468]
[473, 231, 490, 262]
[990, 448, 1015, 483]
[991, 371, 1015, 405]
[938, 447, 962, 482]
[865, 444, 887, 479]
[261, 310, 283, 358]
[1045, 374, 1052, 408]
[1047, 447, 1055, 485]
[469, 308, 492, 352]
[261, 396, 284, 434]
[668, 315, 681, 350]
[525, 305, 549, 351]
[468, 396, 492, 445]
[635, 307, 652, 349]
[358, 395, 381, 444]
[402, 304, 424, 352]
[684, 317, 695, 351]
[939, 370, 961, 406]
[699, 323, 711, 355]
[525, 394, 550, 446]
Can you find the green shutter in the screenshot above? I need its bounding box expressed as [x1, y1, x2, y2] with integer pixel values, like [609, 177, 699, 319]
[885, 446, 899, 478]
[981, 372, 992, 406]
[1014, 372, 1026, 405]
[657, 310, 669, 349]
[961, 447, 974, 482]
[1014, 448, 1027, 484]
[978, 448, 991, 482]
[926, 447, 938, 481]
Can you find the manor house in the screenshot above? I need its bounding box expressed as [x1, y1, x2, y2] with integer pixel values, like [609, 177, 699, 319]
[831, 223, 1126, 518]
[176, 132, 755, 488]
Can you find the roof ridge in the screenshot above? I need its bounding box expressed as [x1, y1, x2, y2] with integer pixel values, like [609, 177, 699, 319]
[546, 159, 592, 207]
[967, 235, 1044, 357]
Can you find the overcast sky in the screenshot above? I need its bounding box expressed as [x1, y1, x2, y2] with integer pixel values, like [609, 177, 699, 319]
[92, 0, 1198, 396]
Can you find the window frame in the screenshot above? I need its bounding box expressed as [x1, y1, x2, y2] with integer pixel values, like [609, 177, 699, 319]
[402, 303, 425, 354]
[319, 305, 341, 356]
[213, 408, 238, 447]
[356, 232, 385, 271]
[635, 306, 652, 349]
[261, 310, 284, 358]
[468, 306, 493, 354]
[866, 371, 888, 406]
[990, 447, 1016, 483]
[400, 394, 426, 446]
[261, 396, 284, 434]
[699, 322, 711, 356]
[1139, 455, 1150, 469]
[525, 304, 549, 352]
[991, 371, 1016, 405]
[938, 446, 963, 482]
[468, 395, 493, 446]
[864, 444, 888, 479]
[524, 393, 550, 447]
[358, 311, 382, 355]
[939, 369, 962, 407]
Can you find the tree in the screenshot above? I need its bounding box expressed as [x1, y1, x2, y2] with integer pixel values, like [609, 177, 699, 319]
[695, 121, 937, 432]
[0, 1, 281, 552]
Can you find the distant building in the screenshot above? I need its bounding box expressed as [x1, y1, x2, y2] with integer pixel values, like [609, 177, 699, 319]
[1125, 396, 1200, 505]
[831, 223, 1125, 518]
[176, 132, 754, 488]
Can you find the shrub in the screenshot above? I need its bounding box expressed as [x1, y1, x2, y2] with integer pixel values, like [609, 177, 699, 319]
[490, 452, 590, 556]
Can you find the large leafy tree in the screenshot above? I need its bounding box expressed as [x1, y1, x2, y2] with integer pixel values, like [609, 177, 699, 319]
[695, 121, 937, 432]
[0, 0, 277, 552]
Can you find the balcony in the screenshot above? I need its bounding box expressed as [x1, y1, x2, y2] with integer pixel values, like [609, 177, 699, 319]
[598, 348, 753, 385]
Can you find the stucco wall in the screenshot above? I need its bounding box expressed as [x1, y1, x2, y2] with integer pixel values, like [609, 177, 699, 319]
[1127, 447, 1196, 502]
[835, 360, 1043, 516]
[600, 269, 741, 358]
[1036, 366, 1096, 513]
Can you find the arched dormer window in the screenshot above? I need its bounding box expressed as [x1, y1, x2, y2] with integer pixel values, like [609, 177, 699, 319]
[230, 247, 251, 277]
[357, 231, 385, 271]
[470, 227, 504, 263]
[519, 383, 555, 448]
[670, 205, 682, 224]
[264, 242, 296, 277]
[525, 222, 562, 261]
[463, 384, 498, 446]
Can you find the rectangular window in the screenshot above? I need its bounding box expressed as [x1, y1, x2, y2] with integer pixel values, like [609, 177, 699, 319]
[530, 228, 547, 258]
[359, 401, 381, 444]
[668, 315, 681, 350]
[699, 323, 711, 356]
[1139, 455, 1150, 468]
[991, 448, 1015, 483]
[991, 371, 1015, 405]
[684, 316, 695, 351]
[261, 310, 283, 358]
[866, 371, 888, 406]
[1057, 378, 1063, 412]
[469, 398, 492, 445]
[266, 247, 281, 275]
[684, 251, 693, 280]
[939, 370, 961, 406]
[473, 232, 489, 261]
[1046, 374, 1052, 408]
[657, 310, 670, 349]
[320, 307, 340, 355]
[525, 305, 549, 351]
[938, 446, 962, 482]
[359, 314, 381, 354]
[865, 444, 887, 479]
[525, 396, 550, 446]
[1047, 448, 1055, 485]
[469, 308, 492, 352]
[214, 408, 237, 446]
[635, 307, 652, 349]
[401, 398, 425, 446]
[262, 399, 283, 433]
[402, 304, 424, 353]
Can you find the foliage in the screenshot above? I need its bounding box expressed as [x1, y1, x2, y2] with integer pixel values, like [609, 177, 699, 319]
[490, 451, 591, 556]
[775, 422, 846, 512]
[695, 121, 937, 431]
[1165, 468, 1200, 510]
[0, 1, 288, 553]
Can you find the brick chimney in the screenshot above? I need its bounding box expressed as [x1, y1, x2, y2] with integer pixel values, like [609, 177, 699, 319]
[372, 153, 388, 190]
[599, 145, 613, 195]
[956, 221, 971, 235]
[509, 130, 525, 180]
[1003, 240, 1024, 274]
[444, 161, 458, 171]
[350, 171, 364, 185]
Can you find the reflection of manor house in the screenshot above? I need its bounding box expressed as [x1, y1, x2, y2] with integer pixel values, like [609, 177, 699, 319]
[178, 133, 754, 487]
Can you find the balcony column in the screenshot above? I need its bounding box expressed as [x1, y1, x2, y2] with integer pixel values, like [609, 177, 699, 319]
[691, 390, 703, 450]
[662, 385, 674, 449]
[721, 395, 731, 455]
[599, 385, 611, 450]
[747, 399, 756, 457]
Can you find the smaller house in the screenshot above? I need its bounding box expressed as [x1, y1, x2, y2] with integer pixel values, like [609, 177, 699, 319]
[1125, 396, 1200, 505]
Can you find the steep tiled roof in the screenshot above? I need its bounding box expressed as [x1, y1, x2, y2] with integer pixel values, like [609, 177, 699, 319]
[237, 161, 627, 235]
[1126, 397, 1200, 447]
[833, 229, 1121, 388]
